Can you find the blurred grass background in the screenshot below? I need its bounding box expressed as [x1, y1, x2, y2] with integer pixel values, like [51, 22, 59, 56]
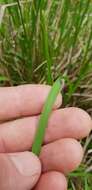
[0, 0, 92, 189]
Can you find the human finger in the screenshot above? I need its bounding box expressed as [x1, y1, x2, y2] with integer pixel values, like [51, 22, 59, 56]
[0, 107, 91, 152]
[0, 151, 41, 190]
[34, 171, 67, 190]
[0, 84, 62, 121]
[40, 138, 83, 174]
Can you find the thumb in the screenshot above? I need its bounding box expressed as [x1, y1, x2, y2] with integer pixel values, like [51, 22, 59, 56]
[0, 151, 41, 190]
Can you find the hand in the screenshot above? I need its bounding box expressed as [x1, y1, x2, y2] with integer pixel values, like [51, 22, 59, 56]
[0, 85, 91, 190]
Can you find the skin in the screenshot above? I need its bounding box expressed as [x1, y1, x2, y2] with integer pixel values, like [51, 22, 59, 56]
[0, 84, 91, 190]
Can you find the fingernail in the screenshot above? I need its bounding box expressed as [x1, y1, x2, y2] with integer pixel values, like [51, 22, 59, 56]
[9, 151, 41, 177]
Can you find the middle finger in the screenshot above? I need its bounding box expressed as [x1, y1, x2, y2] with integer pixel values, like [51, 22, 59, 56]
[0, 107, 91, 153]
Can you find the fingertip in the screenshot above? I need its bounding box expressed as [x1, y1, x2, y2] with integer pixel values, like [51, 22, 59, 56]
[71, 107, 92, 138]
[34, 171, 67, 190]
[63, 138, 84, 173]
[40, 138, 83, 174]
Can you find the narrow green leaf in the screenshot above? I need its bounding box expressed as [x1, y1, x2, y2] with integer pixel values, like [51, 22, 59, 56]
[0, 76, 9, 81]
[16, 0, 27, 39]
[32, 77, 62, 156]
[85, 177, 89, 190]
[40, 10, 53, 85]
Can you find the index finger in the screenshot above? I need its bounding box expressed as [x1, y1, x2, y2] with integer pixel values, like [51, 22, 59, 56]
[0, 84, 62, 121]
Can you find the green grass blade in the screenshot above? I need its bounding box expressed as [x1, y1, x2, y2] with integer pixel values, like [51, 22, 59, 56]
[57, 0, 71, 48]
[40, 10, 53, 85]
[16, 0, 27, 39]
[32, 77, 62, 156]
[85, 178, 88, 190]
[71, 0, 90, 48]
[31, 0, 43, 40]
[68, 26, 92, 99]
[3, 0, 21, 28]
[0, 76, 9, 81]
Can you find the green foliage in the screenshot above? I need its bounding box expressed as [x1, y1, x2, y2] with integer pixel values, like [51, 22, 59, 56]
[0, 1, 92, 87]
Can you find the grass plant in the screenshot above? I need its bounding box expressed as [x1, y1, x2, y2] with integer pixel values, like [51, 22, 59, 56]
[0, 0, 92, 189]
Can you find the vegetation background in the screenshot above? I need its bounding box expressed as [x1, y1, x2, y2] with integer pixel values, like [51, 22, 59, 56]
[0, 0, 92, 189]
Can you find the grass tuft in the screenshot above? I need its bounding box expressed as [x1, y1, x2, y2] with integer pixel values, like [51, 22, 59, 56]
[0, 0, 92, 189]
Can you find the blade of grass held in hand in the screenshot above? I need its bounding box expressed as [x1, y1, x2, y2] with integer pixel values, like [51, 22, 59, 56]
[32, 78, 62, 156]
